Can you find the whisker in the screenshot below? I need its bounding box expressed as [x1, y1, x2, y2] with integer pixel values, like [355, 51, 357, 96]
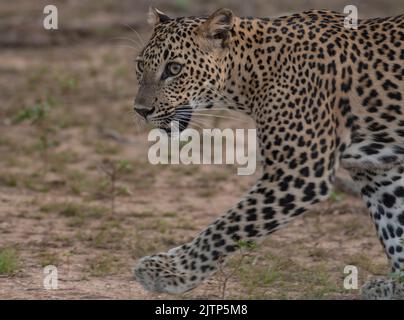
[179, 107, 242, 115]
[176, 104, 248, 120]
[151, 114, 173, 122]
[113, 44, 139, 51]
[181, 101, 244, 113]
[175, 115, 210, 129]
[183, 121, 205, 131]
[122, 23, 145, 46]
[111, 37, 142, 48]
[179, 112, 248, 122]
[187, 117, 211, 127]
[171, 113, 209, 131]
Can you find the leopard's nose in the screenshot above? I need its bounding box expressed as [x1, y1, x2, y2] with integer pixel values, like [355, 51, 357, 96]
[134, 105, 155, 119]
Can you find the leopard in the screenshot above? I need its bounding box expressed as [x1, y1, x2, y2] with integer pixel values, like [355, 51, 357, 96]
[132, 7, 404, 299]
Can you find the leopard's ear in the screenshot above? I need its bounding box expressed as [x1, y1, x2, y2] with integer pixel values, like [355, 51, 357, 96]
[198, 8, 234, 48]
[147, 7, 170, 26]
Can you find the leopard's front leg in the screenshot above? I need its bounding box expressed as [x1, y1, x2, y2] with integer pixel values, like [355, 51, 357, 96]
[134, 170, 334, 294]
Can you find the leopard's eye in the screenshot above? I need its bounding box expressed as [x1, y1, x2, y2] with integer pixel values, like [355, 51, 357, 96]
[136, 60, 144, 73]
[165, 62, 182, 77]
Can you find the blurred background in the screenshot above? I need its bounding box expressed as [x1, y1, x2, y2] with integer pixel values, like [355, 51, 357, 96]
[0, 0, 402, 299]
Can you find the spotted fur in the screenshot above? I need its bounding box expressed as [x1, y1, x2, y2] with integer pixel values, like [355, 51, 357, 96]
[132, 8, 404, 299]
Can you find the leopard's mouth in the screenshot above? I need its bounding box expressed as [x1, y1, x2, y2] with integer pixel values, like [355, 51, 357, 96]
[159, 106, 193, 134]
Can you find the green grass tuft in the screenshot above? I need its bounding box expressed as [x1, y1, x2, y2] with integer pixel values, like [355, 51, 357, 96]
[0, 248, 19, 276]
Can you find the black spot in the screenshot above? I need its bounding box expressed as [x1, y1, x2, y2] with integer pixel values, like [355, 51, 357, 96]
[264, 192, 276, 204]
[394, 186, 404, 197]
[214, 239, 225, 247]
[319, 181, 328, 195]
[398, 212, 404, 225]
[387, 224, 395, 238]
[244, 224, 259, 237]
[361, 185, 375, 197]
[246, 208, 257, 221]
[382, 193, 396, 208]
[382, 227, 389, 240]
[377, 205, 385, 215]
[292, 207, 307, 216]
[200, 265, 210, 273]
[262, 206, 276, 219]
[302, 183, 316, 202]
[294, 178, 305, 188]
[264, 221, 279, 233]
[163, 49, 169, 60]
[279, 194, 294, 206]
[393, 146, 404, 154]
[226, 225, 240, 235]
[199, 254, 208, 262]
[299, 167, 310, 177]
[360, 143, 384, 155]
[212, 233, 222, 241]
[379, 155, 398, 164]
[387, 92, 402, 101]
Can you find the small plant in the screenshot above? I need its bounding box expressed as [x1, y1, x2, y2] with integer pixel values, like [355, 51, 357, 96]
[57, 74, 78, 93]
[88, 253, 119, 277]
[91, 219, 123, 247]
[0, 248, 19, 276]
[38, 251, 60, 268]
[0, 173, 18, 188]
[40, 201, 107, 228]
[98, 159, 133, 215]
[13, 98, 57, 173]
[391, 270, 404, 283]
[236, 240, 258, 251]
[329, 190, 346, 202]
[216, 240, 257, 299]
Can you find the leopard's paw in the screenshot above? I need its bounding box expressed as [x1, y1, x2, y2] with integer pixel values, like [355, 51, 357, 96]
[133, 252, 200, 294]
[361, 277, 404, 300]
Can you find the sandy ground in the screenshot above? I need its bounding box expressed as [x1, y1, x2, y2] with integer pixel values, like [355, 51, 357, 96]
[0, 0, 402, 299]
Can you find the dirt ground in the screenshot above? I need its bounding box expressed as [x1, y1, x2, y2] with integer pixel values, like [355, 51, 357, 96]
[0, 0, 402, 300]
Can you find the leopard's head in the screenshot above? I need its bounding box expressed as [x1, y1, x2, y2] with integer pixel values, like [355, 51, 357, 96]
[134, 8, 235, 132]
